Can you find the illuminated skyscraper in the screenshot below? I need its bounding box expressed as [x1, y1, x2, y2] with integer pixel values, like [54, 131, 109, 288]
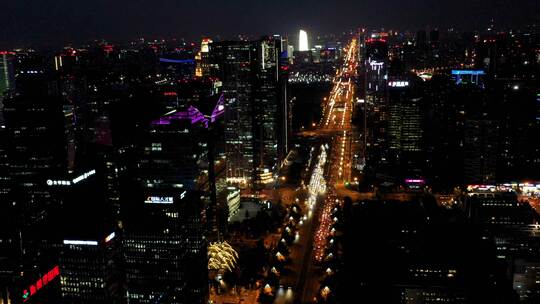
[0, 51, 15, 124]
[364, 38, 389, 168]
[299, 29, 309, 52]
[122, 92, 226, 303]
[387, 79, 424, 176]
[196, 38, 213, 77]
[0, 50, 87, 303]
[210, 36, 289, 187]
[209, 41, 254, 186]
[252, 36, 289, 183]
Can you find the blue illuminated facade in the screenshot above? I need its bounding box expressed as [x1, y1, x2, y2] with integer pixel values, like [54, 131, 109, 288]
[451, 69, 486, 85]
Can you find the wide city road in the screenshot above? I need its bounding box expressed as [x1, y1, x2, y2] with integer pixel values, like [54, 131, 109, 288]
[282, 37, 359, 304]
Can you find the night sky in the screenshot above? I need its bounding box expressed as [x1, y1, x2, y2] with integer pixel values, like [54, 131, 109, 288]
[1, 0, 539, 48]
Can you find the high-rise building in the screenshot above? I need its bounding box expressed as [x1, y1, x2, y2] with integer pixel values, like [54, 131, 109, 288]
[1, 50, 69, 302]
[196, 38, 213, 78]
[209, 41, 254, 186]
[365, 39, 388, 95]
[47, 161, 123, 303]
[341, 199, 518, 303]
[387, 79, 424, 176]
[364, 38, 389, 169]
[122, 92, 226, 303]
[464, 119, 498, 184]
[463, 189, 540, 304]
[252, 36, 289, 182]
[299, 30, 309, 52]
[0, 52, 14, 96]
[210, 36, 289, 187]
[0, 51, 15, 124]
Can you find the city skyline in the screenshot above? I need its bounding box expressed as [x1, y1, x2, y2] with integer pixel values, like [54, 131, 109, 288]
[1, 0, 539, 48]
[1, 2, 540, 303]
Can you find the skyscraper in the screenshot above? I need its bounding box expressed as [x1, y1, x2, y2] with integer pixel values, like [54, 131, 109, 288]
[299, 30, 309, 52]
[123, 119, 210, 303]
[464, 119, 498, 184]
[364, 38, 389, 169]
[252, 36, 289, 183]
[209, 41, 254, 186]
[387, 79, 424, 176]
[210, 36, 289, 187]
[0, 51, 15, 124]
[48, 161, 123, 303]
[1, 50, 68, 302]
[122, 92, 226, 303]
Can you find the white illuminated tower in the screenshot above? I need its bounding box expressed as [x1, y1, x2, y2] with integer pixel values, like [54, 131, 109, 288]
[299, 29, 309, 51]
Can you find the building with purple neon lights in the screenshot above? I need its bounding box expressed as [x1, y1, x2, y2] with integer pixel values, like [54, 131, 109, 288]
[123, 91, 227, 304]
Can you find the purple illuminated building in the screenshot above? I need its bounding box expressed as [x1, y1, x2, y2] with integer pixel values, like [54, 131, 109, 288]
[152, 93, 225, 128]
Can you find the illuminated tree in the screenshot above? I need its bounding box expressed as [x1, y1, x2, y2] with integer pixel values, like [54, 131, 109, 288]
[208, 241, 239, 272]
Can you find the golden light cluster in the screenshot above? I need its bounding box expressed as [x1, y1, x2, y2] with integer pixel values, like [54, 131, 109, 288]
[208, 241, 239, 272]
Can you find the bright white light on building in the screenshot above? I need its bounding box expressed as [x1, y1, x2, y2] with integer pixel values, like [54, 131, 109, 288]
[144, 196, 174, 204]
[104, 232, 116, 243]
[201, 38, 212, 53]
[63, 240, 98, 246]
[299, 30, 309, 52]
[72, 169, 96, 184]
[389, 81, 409, 87]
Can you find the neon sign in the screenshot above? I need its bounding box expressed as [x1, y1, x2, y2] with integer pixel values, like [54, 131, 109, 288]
[389, 81, 409, 87]
[47, 170, 96, 186]
[72, 170, 96, 184]
[22, 266, 60, 302]
[405, 179, 425, 184]
[46, 179, 71, 186]
[145, 196, 174, 204]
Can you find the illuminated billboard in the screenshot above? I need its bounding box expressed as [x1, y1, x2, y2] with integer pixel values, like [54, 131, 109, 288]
[451, 70, 485, 85]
